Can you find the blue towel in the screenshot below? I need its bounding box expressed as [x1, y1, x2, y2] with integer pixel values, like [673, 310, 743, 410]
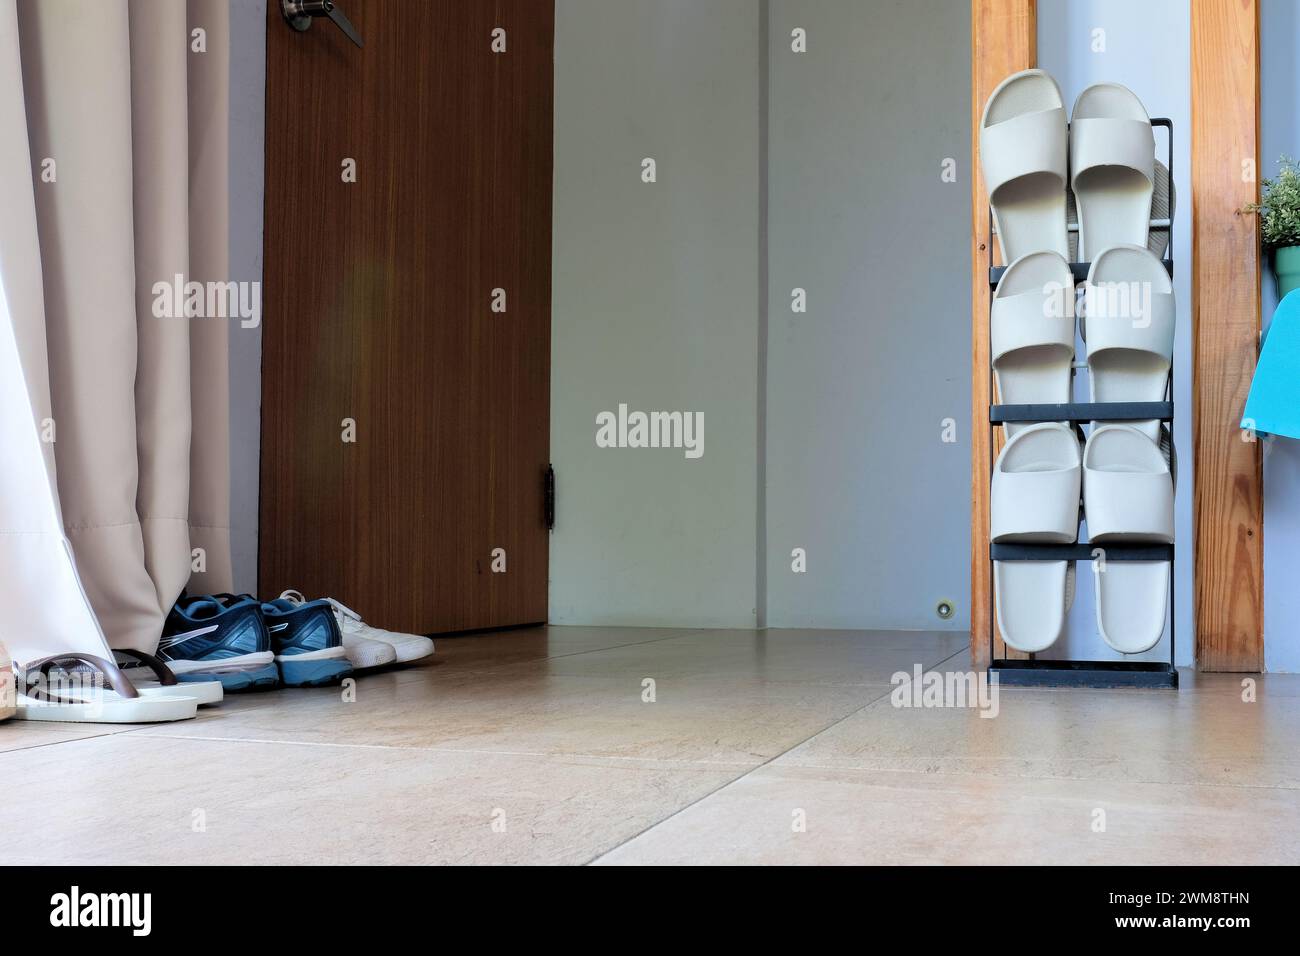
[1243, 289, 1300, 440]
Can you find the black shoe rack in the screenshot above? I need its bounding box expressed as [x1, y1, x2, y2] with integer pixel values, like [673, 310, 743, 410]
[984, 118, 1178, 689]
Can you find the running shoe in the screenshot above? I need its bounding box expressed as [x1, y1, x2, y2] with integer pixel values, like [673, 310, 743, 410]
[275, 590, 396, 670]
[159, 594, 279, 691]
[260, 595, 354, 687]
[277, 590, 434, 664]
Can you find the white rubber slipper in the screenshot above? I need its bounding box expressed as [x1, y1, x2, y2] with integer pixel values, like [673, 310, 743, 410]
[17, 654, 199, 724]
[1070, 83, 1156, 260]
[991, 422, 1082, 653]
[1083, 245, 1174, 442]
[981, 69, 1069, 263]
[992, 251, 1076, 437]
[1083, 425, 1175, 654]
[112, 650, 224, 705]
[1067, 158, 1173, 262]
[41, 650, 225, 707]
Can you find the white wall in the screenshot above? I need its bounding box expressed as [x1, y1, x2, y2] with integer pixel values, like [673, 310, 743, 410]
[1035, 0, 1193, 666]
[763, 0, 971, 630]
[549, 0, 762, 627]
[1260, 0, 1300, 672]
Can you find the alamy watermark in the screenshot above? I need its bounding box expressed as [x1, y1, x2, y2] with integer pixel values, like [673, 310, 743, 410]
[595, 403, 703, 459]
[152, 274, 261, 328]
[890, 664, 1000, 718]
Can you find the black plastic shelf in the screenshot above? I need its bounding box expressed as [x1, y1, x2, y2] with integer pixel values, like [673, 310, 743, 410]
[991, 659, 1178, 688]
[990, 256, 1172, 288]
[990, 401, 1172, 424]
[982, 117, 1177, 689]
[991, 542, 1173, 562]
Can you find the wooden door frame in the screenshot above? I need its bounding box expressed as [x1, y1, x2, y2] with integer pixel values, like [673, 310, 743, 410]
[1190, 0, 1263, 671]
[969, 0, 1036, 670]
[969, 0, 1265, 671]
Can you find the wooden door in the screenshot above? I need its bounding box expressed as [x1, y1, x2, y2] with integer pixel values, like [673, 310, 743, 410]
[259, 0, 553, 634]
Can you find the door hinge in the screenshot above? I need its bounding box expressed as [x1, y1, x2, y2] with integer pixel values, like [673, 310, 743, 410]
[544, 464, 555, 531]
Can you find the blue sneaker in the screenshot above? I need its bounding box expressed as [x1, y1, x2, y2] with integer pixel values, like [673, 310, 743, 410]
[159, 594, 280, 691]
[260, 596, 354, 687]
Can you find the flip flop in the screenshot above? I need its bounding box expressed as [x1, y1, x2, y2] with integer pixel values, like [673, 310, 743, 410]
[991, 422, 1082, 653]
[1083, 425, 1175, 654]
[36, 649, 223, 707]
[981, 69, 1069, 263]
[1083, 245, 1175, 442]
[16, 653, 199, 724]
[114, 649, 223, 705]
[992, 251, 1076, 437]
[1070, 83, 1156, 260]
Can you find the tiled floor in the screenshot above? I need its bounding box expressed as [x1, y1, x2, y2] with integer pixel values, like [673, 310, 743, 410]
[1, 626, 1296, 865]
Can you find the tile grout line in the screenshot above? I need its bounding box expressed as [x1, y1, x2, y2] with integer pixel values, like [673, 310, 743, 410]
[584, 643, 970, 865]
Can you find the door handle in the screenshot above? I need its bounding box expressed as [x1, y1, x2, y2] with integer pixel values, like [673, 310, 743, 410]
[281, 0, 364, 49]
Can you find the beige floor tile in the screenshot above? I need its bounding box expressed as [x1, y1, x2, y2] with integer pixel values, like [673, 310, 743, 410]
[769, 677, 1300, 788]
[594, 764, 1300, 866]
[415, 624, 705, 675]
[0, 719, 126, 753]
[520, 628, 967, 686]
[143, 665, 883, 766]
[0, 733, 738, 865]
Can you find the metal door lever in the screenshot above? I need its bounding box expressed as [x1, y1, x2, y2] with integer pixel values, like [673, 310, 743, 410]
[282, 0, 364, 48]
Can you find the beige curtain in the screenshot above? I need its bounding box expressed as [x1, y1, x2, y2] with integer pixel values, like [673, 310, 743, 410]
[0, 0, 232, 663]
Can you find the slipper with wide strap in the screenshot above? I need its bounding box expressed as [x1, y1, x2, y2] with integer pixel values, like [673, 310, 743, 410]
[981, 69, 1069, 263]
[1083, 244, 1175, 442]
[992, 250, 1076, 438]
[1067, 158, 1173, 261]
[991, 422, 1082, 653]
[1070, 83, 1156, 260]
[1083, 424, 1175, 655]
[16, 653, 199, 724]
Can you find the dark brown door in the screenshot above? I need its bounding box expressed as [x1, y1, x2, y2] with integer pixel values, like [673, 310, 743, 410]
[259, 0, 552, 634]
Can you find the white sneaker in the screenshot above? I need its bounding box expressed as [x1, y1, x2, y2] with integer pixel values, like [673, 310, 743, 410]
[277, 590, 397, 670]
[277, 591, 433, 665]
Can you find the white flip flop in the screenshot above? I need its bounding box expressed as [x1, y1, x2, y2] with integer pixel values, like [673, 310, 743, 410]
[113, 649, 223, 705]
[981, 69, 1069, 263]
[992, 251, 1076, 437]
[1083, 425, 1175, 654]
[1070, 83, 1156, 260]
[991, 422, 1082, 653]
[1083, 245, 1175, 442]
[17, 654, 199, 724]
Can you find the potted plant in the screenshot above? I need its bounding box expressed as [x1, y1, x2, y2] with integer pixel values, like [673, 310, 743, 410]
[1251, 156, 1300, 299]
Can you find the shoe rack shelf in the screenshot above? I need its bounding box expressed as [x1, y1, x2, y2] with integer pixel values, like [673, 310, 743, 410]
[983, 118, 1178, 690]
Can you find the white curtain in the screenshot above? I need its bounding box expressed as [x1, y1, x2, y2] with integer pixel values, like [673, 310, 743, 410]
[0, 0, 232, 666]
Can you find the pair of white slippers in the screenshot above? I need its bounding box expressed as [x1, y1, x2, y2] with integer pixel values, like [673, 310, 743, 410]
[982, 69, 1156, 263]
[992, 422, 1173, 655]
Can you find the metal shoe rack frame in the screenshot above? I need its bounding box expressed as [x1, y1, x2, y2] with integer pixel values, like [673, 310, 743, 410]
[984, 118, 1177, 689]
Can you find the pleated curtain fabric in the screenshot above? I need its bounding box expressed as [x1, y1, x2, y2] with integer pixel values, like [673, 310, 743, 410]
[0, 0, 233, 663]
